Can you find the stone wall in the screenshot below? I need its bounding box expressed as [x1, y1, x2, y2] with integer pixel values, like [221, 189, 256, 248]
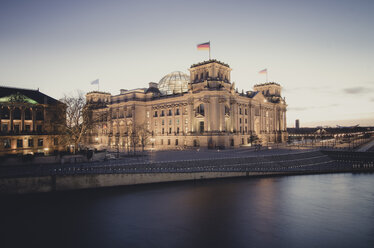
[1, 171, 289, 195]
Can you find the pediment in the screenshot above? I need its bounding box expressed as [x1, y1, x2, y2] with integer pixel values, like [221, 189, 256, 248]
[252, 91, 266, 102]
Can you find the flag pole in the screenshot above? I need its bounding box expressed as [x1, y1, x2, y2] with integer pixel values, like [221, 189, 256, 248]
[266, 71, 268, 83]
[209, 41, 211, 60]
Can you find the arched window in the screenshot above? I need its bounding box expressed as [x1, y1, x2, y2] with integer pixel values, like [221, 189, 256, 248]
[36, 108, 44, 120]
[13, 108, 21, 120]
[25, 108, 32, 120]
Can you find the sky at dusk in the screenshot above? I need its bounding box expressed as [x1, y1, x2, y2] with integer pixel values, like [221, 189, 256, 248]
[0, 0, 373, 127]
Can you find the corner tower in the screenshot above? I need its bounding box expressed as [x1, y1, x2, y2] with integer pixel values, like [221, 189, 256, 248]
[188, 59, 232, 92]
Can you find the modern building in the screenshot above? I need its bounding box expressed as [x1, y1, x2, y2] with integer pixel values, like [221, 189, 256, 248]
[295, 119, 300, 129]
[0, 86, 65, 156]
[85, 59, 287, 150]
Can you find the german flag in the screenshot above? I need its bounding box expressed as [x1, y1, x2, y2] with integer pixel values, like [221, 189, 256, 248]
[197, 42, 210, 50]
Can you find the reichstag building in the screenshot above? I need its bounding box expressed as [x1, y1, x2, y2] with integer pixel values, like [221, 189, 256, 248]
[86, 59, 287, 150]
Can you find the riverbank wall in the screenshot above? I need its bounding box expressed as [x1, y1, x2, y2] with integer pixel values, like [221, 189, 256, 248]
[1, 150, 373, 194]
[2, 168, 374, 195]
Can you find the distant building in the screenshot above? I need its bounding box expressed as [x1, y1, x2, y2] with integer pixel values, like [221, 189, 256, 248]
[295, 119, 300, 129]
[0, 86, 65, 156]
[85, 59, 288, 150]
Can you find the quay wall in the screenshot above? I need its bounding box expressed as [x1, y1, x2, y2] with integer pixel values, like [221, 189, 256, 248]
[1, 171, 296, 194]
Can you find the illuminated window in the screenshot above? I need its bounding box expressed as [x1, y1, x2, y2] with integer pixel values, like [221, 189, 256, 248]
[17, 139, 23, 148]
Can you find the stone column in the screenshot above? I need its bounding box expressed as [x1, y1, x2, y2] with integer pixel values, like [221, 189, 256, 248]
[32, 107, 36, 132]
[21, 107, 25, 132]
[10, 107, 13, 131]
[188, 102, 194, 132]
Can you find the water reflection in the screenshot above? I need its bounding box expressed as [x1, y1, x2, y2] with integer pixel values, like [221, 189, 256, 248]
[1, 173, 373, 248]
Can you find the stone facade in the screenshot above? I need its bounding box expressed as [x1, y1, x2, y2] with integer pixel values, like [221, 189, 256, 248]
[0, 87, 65, 156]
[85, 60, 287, 150]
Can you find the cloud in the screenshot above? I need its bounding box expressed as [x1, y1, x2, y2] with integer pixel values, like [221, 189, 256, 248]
[343, 87, 373, 95]
[288, 104, 339, 111]
[371, 98, 374, 102]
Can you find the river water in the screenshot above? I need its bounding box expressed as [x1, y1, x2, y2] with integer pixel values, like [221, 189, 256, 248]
[1, 173, 374, 248]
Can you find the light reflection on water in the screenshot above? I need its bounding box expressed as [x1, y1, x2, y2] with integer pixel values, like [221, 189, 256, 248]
[1, 173, 373, 248]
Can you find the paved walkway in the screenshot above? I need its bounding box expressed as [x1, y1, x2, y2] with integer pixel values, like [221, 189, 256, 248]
[356, 138, 374, 152]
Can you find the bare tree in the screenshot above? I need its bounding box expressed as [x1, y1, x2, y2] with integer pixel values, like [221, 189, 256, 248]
[59, 91, 92, 154]
[127, 123, 139, 155]
[138, 122, 151, 152]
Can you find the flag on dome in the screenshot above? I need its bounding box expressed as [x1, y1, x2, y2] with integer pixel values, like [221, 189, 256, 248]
[258, 69, 267, 74]
[197, 42, 210, 50]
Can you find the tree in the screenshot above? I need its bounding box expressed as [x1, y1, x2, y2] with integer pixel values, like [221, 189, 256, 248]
[123, 122, 151, 154]
[249, 133, 260, 145]
[138, 122, 151, 152]
[59, 91, 93, 154]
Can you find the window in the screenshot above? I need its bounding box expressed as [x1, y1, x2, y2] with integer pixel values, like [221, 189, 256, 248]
[17, 139, 23, 148]
[168, 139, 171, 145]
[13, 108, 21, 120]
[25, 125, 31, 132]
[175, 109, 180, 115]
[245, 126, 248, 133]
[245, 119, 247, 124]
[37, 125, 42, 133]
[112, 110, 117, 119]
[245, 109, 248, 115]
[197, 104, 204, 116]
[242, 138, 244, 145]
[161, 110, 165, 117]
[239, 118, 242, 124]
[255, 107, 260, 116]
[199, 121, 204, 133]
[169, 128, 172, 134]
[239, 108, 242, 115]
[162, 120, 165, 125]
[168, 109, 172, 116]
[177, 127, 180, 134]
[169, 119, 172, 125]
[225, 106, 230, 115]
[176, 119, 180, 125]
[154, 111, 158, 117]
[240, 126, 242, 133]
[1, 124, 8, 132]
[175, 139, 178, 145]
[14, 124, 20, 133]
[162, 128, 164, 134]
[38, 139, 43, 147]
[119, 109, 124, 118]
[28, 139, 34, 147]
[54, 138, 58, 146]
[36, 109, 44, 120]
[161, 139, 164, 145]
[4, 139, 11, 148]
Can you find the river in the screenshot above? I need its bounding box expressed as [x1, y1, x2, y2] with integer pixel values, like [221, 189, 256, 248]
[1, 173, 373, 248]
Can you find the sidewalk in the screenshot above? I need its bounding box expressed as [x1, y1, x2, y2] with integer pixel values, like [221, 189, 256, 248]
[356, 138, 374, 152]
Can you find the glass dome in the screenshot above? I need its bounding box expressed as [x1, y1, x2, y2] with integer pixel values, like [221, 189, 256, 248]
[158, 71, 189, 95]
